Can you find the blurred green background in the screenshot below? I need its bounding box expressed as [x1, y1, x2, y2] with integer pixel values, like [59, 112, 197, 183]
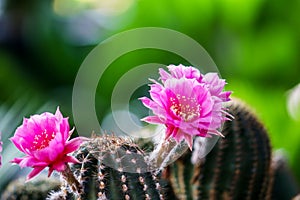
[0, 0, 300, 191]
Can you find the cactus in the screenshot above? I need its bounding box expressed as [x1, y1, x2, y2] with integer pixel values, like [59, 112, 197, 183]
[47, 134, 173, 200]
[271, 150, 299, 200]
[164, 99, 273, 200]
[1, 175, 60, 200]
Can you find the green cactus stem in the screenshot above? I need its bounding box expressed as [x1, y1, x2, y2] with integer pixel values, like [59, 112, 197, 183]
[48, 134, 170, 200]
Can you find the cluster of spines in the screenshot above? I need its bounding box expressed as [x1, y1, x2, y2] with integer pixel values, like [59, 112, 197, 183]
[165, 99, 273, 200]
[48, 135, 167, 200]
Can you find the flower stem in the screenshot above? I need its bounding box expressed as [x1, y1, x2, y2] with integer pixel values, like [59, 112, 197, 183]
[61, 164, 82, 195]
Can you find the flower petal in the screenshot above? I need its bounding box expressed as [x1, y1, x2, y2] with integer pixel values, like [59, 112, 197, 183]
[11, 157, 23, 165]
[18, 156, 48, 168]
[63, 137, 84, 154]
[52, 161, 66, 172]
[183, 134, 193, 151]
[10, 107, 82, 181]
[26, 166, 45, 181]
[141, 116, 164, 124]
[63, 155, 80, 164]
[139, 64, 232, 150]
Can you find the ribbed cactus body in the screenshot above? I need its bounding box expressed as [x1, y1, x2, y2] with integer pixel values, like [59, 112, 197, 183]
[165, 100, 273, 200]
[48, 135, 168, 200]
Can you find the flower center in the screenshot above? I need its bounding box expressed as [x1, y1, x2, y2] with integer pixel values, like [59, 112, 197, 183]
[170, 94, 201, 121]
[31, 129, 56, 151]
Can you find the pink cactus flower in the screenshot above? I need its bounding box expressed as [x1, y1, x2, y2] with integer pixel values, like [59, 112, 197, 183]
[10, 107, 83, 181]
[140, 64, 232, 150]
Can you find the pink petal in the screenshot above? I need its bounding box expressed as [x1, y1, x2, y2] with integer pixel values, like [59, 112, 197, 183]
[48, 142, 64, 161]
[63, 155, 80, 164]
[159, 68, 172, 82]
[52, 161, 66, 172]
[165, 126, 179, 139]
[183, 134, 193, 151]
[33, 149, 51, 163]
[26, 166, 45, 181]
[60, 118, 70, 142]
[164, 89, 180, 117]
[63, 137, 84, 154]
[141, 116, 164, 124]
[139, 97, 166, 117]
[220, 91, 232, 101]
[208, 129, 225, 137]
[68, 127, 75, 139]
[149, 83, 165, 106]
[10, 137, 26, 153]
[168, 64, 201, 80]
[55, 107, 63, 121]
[48, 168, 54, 177]
[43, 115, 57, 134]
[139, 97, 156, 109]
[11, 157, 23, 165]
[53, 130, 63, 144]
[19, 156, 48, 168]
